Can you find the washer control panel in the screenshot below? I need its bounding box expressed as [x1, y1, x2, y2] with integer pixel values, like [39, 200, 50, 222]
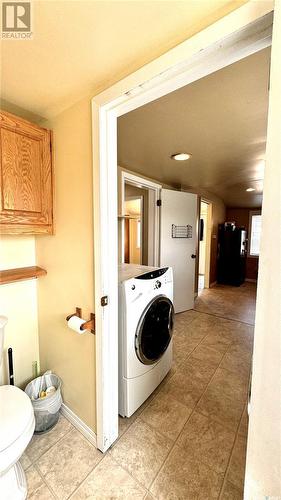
[126, 267, 173, 299]
[135, 267, 168, 280]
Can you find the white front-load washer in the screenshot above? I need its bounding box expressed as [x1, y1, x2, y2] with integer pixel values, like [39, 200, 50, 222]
[118, 264, 174, 417]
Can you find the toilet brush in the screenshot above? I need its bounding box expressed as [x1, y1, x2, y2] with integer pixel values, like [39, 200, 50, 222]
[8, 347, 14, 385]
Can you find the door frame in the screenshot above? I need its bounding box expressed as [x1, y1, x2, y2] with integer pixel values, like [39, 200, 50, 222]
[199, 198, 213, 289]
[91, 2, 273, 452]
[121, 170, 161, 266]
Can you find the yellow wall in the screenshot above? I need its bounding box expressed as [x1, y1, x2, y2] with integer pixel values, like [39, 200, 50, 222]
[36, 98, 96, 430]
[0, 236, 39, 387]
[128, 219, 141, 265]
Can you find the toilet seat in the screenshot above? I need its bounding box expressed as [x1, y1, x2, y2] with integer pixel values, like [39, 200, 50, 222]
[0, 386, 35, 475]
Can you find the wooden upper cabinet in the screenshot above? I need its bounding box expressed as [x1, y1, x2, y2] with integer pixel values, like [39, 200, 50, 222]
[0, 110, 53, 234]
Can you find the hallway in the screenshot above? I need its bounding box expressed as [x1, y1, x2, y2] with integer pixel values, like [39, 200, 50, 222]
[195, 282, 256, 325]
[22, 285, 253, 499]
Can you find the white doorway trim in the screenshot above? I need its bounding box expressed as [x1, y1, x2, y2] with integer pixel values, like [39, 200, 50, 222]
[91, 2, 273, 453]
[121, 170, 162, 266]
[200, 198, 213, 289]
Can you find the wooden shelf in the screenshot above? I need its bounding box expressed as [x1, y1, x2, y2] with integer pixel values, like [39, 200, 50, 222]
[0, 266, 47, 285]
[118, 215, 140, 220]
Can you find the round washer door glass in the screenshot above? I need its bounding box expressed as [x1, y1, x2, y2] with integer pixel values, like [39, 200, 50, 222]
[135, 296, 174, 365]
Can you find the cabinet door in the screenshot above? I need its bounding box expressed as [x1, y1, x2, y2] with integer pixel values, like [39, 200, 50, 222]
[0, 111, 53, 234]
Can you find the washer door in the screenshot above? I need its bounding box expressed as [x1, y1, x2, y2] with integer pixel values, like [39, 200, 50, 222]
[135, 295, 174, 365]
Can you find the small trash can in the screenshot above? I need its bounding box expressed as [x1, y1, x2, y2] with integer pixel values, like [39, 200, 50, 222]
[25, 371, 62, 434]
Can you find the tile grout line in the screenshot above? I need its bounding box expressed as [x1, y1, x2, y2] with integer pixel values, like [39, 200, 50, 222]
[26, 421, 75, 466]
[193, 307, 255, 326]
[173, 342, 232, 450]
[146, 315, 218, 495]
[66, 452, 109, 500]
[111, 314, 207, 497]
[190, 336, 247, 496]
[140, 407, 193, 493]
[218, 370, 251, 498]
[65, 420, 146, 499]
[188, 311, 252, 495]
[148, 347, 242, 497]
[107, 451, 152, 498]
[172, 312, 218, 367]
[30, 422, 104, 500]
[32, 425, 78, 500]
[162, 332, 247, 493]
[193, 334, 244, 421]
[33, 462, 59, 499]
[217, 402, 247, 499]
[160, 315, 223, 418]
[147, 429, 181, 496]
[146, 313, 214, 412]
[111, 390, 191, 492]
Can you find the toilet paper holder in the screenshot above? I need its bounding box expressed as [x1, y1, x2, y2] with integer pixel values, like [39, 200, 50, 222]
[66, 307, 95, 335]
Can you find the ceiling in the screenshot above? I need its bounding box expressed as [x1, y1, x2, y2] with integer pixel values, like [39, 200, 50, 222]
[118, 48, 270, 208]
[1, 0, 247, 119]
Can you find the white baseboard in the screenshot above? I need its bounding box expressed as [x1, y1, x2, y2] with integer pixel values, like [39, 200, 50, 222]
[245, 278, 257, 283]
[60, 403, 97, 448]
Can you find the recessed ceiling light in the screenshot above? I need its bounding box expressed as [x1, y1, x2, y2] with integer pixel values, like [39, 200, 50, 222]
[171, 153, 192, 161]
[246, 188, 255, 192]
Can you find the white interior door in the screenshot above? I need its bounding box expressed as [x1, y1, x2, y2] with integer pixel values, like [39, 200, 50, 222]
[160, 189, 198, 313]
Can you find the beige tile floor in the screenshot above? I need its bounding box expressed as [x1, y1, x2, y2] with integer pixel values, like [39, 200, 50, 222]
[23, 285, 255, 499]
[195, 282, 256, 325]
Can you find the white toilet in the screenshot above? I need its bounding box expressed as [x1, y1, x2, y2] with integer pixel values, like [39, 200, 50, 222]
[0, 316, 35, 500]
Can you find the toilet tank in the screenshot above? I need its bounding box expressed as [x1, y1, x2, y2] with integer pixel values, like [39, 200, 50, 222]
[0, 316, 8, 383]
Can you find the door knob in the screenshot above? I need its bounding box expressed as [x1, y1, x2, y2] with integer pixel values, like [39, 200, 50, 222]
[191, 254, 196, 259]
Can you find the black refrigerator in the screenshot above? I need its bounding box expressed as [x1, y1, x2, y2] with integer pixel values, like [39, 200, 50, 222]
[217, 223, 247, 286]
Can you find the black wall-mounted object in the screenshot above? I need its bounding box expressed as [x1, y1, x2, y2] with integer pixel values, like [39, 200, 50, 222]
[8, 347, 14, 385]
[217, 223, 247, 286]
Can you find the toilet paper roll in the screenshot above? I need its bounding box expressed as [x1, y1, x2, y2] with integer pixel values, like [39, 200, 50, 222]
[67, 315, 87, 334]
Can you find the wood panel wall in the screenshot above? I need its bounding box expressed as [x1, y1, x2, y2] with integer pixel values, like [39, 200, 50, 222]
[210, 235, 218, 285]
[226, 207, 261, 281]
